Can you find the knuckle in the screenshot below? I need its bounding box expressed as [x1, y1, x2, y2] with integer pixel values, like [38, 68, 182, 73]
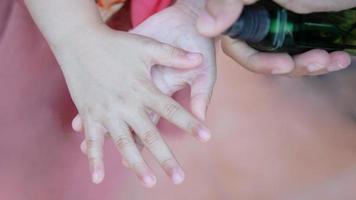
[87, 149, 101, 162]
[164, 44, 185, 59]
[88, 154, 99, 163]
[186, 120, 199, 133]
[140, 38, 160, 63]
[113, 135, 133, 149]
[163, 103, 180, 120]
[131, 76, 151, 95]
[160, 158, 176, 169]
[141, 129, 160, 146]
[130, 162, 146, 171]
[86, 138, 96, 150]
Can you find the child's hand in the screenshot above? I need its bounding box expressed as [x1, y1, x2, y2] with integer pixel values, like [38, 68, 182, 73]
[72, 0, 216, 187]
[55, 26, 211, 187]
[24, 0, 212, 188]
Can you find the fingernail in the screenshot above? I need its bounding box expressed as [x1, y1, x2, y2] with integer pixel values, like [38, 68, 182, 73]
[271, 66, 293, 75]
[92, 170, 104, 184]
[307, 63, 324, 72]
[197, 10, 216, 34]
[143, 175, 156, 188]
[198, 127, 211, 142]
[172, 168, 185, 185]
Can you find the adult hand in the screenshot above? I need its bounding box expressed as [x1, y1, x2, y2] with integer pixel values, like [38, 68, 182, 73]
[197, 0, 355, 76]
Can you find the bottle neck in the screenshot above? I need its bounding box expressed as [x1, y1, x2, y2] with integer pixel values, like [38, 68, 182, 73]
[224, 4, 271, 43]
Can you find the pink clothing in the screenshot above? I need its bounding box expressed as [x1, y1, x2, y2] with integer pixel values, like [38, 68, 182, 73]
[131, 0, 172, 27]
[0, 1, 125, 199]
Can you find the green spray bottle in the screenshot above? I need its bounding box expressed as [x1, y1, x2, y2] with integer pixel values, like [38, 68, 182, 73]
[225, 1, 356, 55]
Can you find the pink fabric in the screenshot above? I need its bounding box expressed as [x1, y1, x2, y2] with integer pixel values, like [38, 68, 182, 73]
[0, 1, 175, 199]
[130, 0, 172, 27]
[0, 1, 125, 199]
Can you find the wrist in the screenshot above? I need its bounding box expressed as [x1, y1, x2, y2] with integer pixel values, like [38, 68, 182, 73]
[49, 21, 107, 48]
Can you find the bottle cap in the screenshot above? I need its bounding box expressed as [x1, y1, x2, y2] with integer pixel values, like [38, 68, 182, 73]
[225, 4, 270, 43]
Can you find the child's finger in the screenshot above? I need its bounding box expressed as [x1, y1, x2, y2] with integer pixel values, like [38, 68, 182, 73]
[83, 121, 105, 184]
[144, 87, 211, 142]
[80, 140, 87, 154]
[122, 134, 144, 169]
[133, 133, 145, 151]
[189, 65, 216, 121]
[127, 112, 185, 185]
[72, 115, 83, 132]
[104, 120, 156, 188]
[121, 135, 144, 169]
[149, 42, 203, 69]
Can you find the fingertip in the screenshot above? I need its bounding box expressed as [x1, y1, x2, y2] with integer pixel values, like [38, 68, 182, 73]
[142, 175, 157, 188]
[172, 168, 185, 185]
[154, 45, 202, 69]
[327, 51, 351, 72]
[80, 141, 87, 154]
[92, 167, 105, 184]
[72, 115, 82, 132]
[198, 126, 211, 142]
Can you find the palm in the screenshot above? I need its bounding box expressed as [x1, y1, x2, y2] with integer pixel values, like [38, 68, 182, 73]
[131, 4, 216, 121]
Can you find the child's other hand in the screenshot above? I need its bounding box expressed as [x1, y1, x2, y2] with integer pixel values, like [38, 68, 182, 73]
[56, 26, 210, 187]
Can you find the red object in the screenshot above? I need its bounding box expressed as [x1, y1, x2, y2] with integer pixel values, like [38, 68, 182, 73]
[130, 0, 172, 27]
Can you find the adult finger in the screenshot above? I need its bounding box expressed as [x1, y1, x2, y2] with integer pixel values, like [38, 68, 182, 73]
[197, 0, 257, 37]
[221, 36, 294, 75]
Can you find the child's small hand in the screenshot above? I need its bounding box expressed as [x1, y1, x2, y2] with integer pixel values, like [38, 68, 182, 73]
[55, 26, 211, 187]
[24, 0, 211, 189]
[73, 0, 216, 187]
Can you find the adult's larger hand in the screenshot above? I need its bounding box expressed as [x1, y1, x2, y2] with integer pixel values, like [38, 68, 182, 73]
[197, 0, 356, 76]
